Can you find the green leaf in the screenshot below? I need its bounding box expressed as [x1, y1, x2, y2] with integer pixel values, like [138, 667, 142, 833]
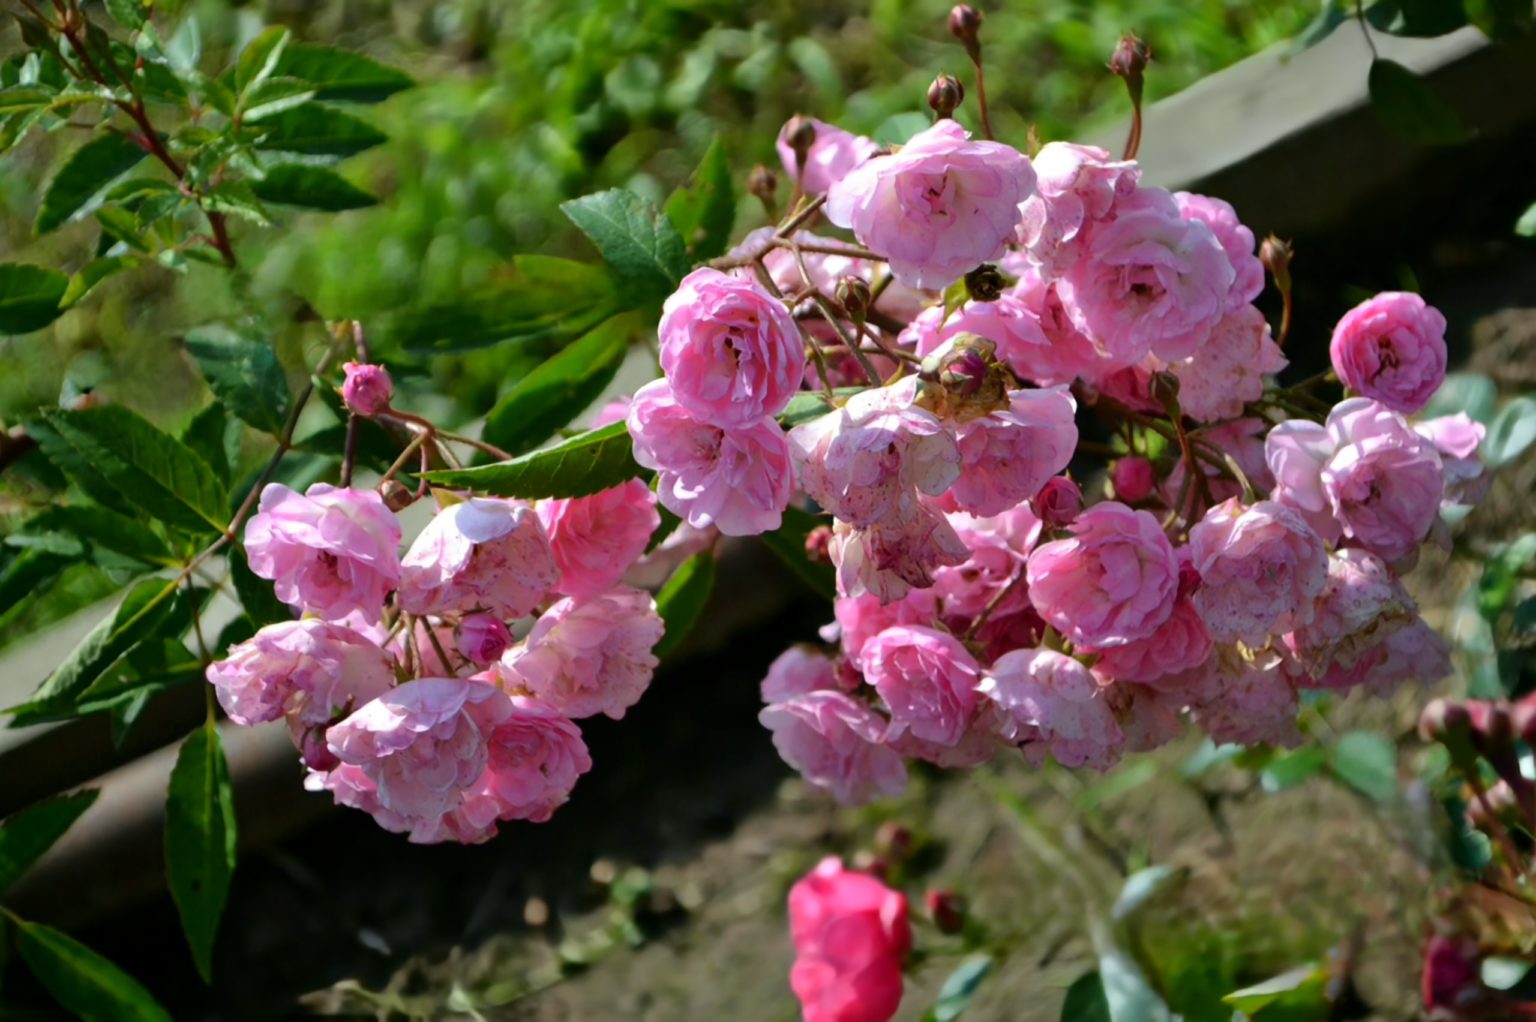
[183, 325, 291, 436]
[0, 86, 56, 114]
[1110, 865, 1182, 925]
[1222, 964, 1328, 1014]
[105, 0, 148, 32]
[780, 389, 859, 427]
[179, 401, 231, 485]
[0, 790, 98, 892]
[653, 552, 716, 659]
[1482, 956, 1532, 991]
[760, 504, 834, 601]
[1483, 396, 1536, 468]
[1479, 534, 1536, 621]
[1330, 731, 1398, 802]
[421, 421, 641, 500]
[1367, 59, 1467, 145]
[0, 263, 68, 334]
[482, 315, 633, 456]
[384, 256, 621, 354]
[30, 406, 230, 534]
[664, 137, 735, 260]
[164, 16, 201, 76]
[238, 77, 316, 122]
[165, 719, 237, 983]
[13, 917, 171, 1022]
[228, 547, 291, 628]
[202, 180, 271, 226]
[1060, 971, 1111, 1022]
[1517, 201, 1536, 238]
[36, 133, 146, 234]
[560, 189, 690, 303]
[1259, 746, 1328, 792]
[923, 956, 992, 1022]
[252, 103, 386, 157]
[1098, 944, 1172, 1022]
[62, 256, 138, 308]
[1466, 0, 1535, 38]
[234, 26, 290, 97]
[268, 44, 414, 103]
[249, 164, 376, 210]
[14, 505, 172, 566]
[1422, 371, 1498, 425]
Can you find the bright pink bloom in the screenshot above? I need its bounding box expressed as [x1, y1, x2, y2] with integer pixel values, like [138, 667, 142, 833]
[829, 506, 968, 603]
[861, 625, 979, 747]
[1284, 548, 1415, 689]
[943, 387, 1078, 516]
[341, 362, 393, 417]
[1006, 266, 1110, 385]
[537, 479, 660, 600]
[776, 117, 880, 195]
[659, 268, 805, 427]
[979, 648, 1125, 770]
[1016, 142, 1140, 277]
[930, 514, 1034, 620]
[1025, 502, 1178, 647]
[826, 119, 1035, 290]
[1173, 192, 1263, 310]
[1085, 596, 1211, 683]
[499, 586, 663, 720]
[456, 613, 512, 667]
[1187, 498, 1328, 646]
[759, 692, 907, 805]
[762, 645, 840, 703]
[1167, 304, 1287, 422]
[627, 380, 794, 536]
[787, 857, 911, 1022]
[245, 483, 402, 622]
[831, 590, 942, 669]
[1329, 291, 1447, 413]
[1110, 456, 1156, 504]
[397, 498, 557, 618]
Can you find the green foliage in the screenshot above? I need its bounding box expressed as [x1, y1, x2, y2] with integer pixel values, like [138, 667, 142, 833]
[1328, 731, 1399, 802]
[0, 263, 69, 334]
[561, 188, 690, 305]
[183, 326, 291, 436]
[664, 137, 736, 261]
[481, 314, 635, 455]
[10, 916, 172, 1022]
[1484, 396, 1536, 467]
[1061, 971, 1112, 1022]
[921, 955, 993, 1022]
[0, 790, 99, 892]
[759, 504, 835, 601]
[653, 551, 717, 659]
[165, 718, 238, 983]
[249, 165, 377, 210]
[422, 421, 641, 499]
[35, 134, 146, 234]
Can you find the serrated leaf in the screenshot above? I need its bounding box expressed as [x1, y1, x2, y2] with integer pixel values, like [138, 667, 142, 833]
[202, 180, 270, 226]
[249, 164, 375, 210]
[62, 256, 138, 307]
[560, 189, 690, 303]
[482, 315, 633, 456]
[1484, 396, 1536, 467]
[1060, 971, 1111, 1022]
[1368, 59, 1467, 145]
[166, 718, 237, 983]
[421, 421, 641, 499]
[0, 263, 68, 334]
[183, 325, 291, 436]
[105, 0, 148, 32]
[268, 44, 414, 103]
[664, 137, 734, 260]
[251, 102, 386, 156]
[235, 26, 289, 97]
[36, 133, 146, 234]
[653, 552, 716, 659]
[179, 402, 230, 485]
[1330, 731, 1398, 802]
[0, 790, 98, 892]
[13, 917, 171, 1022]
[238, 77, 315, 122]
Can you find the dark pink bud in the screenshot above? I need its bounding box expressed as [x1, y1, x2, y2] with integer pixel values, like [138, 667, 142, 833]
[805, 524, 833, 563]
[341, 361, 393, 417]
[948, 5, 982, 46]
[1031, 476, 1083, 529]
[925, 889, 965, 935]
[1177, 559, 1203, 599]
[873, 821, 913, 861]
[1111, 457, 1157, 504]
[302, 727, 340, 772]
[456, 613, 512, 666]
[1109, 33, 1151, 83]
[927, 73, 965, 119]
[748, 164, 777, 203]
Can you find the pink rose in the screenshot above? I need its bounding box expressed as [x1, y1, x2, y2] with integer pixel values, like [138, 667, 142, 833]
[1284, 548, 1415, 689]
[762, 645, 839, 703]
[787, 857, 911, 1022]
[1016, 142, 1140, 277]
[498, 586, 663, 720]
[930, 516, 1033, 620]
[397, 498, 557, 618]
[831, 591, 942, 669]
[759, 691, 907, 805]
[776, 117, 880, 195]
[1415, 413, 1489, 508]
[627, 380, 794, 537]
[1173, 192, 1264, 310]
[465, 693, 592, 826]
[1085, 596, 1212, 683]
[537, 479, 660, 600]
[1007, 266, 1110, 385]
[1329, 291, 1447, 413]
[942, 387, 1078, 516]
[1322, 399, 1444, 562]
[245, 483, 402, 623]
[1109, 456, 1156, 504]
[829, 506, 969, 603]
[340, 362, 393, 417]
[1025, 501, 1178, 647]
[1167, 304, 1287, 422]
[979, 648, 1125, 770]
[455, 613, 512, 667]
[861, 625, 980, 747]
[1032, 475, 1084, 528]
[659, 268, 805, 427]
[1362, 616, 1452, 696]
[1187, 498, 1328, 646]
[1178, 647, 1303, 748]
[899, 295, 1051, 377]
[826, 119, 1035, 290]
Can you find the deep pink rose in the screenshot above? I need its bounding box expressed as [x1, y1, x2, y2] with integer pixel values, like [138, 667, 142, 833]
[1006, 265, 1110, 385]
[340, 362, 393, 417]
[465, 693, 592, 827]
[826, 119, 1035, 290]
[455, 613, 512, 667]
[787, 857, 911, 1022]
[776, 117, 880, 195]
[245, 483, 402, 622]
[1167, 304, 1286, 422]
[979, 648, 1125, 770]
[499, 586, 663, 720]
[831, 590, 942, 670]
[1173, 192, 1264, 310]
[627, 380, 793, 537]
[397, 498, 557, 618]
[861, 625, 980, 747]
[1032, 475, 1084, 528]
[659, 268, 805, 427]
[1187, 498, 1328, 645]
[1329, 291, 1447, 413]
[537, 479, 660, 600]
[1016, 142, 1140, 277]
[1109, 456, 1156, 504]
[1085, 596, 1211, 683]
[759, 691, 907, 805]
[1284, 548, 1415, 689]
[829, 505, 968, 603]
[942, 387, 1078, 516]
[1025, 501, 1178, 647]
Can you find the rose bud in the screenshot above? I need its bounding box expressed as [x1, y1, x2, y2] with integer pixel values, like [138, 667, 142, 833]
[341, 362, 393, 418]
[1109, 32, 1151, 82]
[964, 263, 1006, 302]
[805, 524, 834, 564]
[1110, 457, 1157, 504]
[784, 114, 817, 166]
[925, 889, 966, 935]
[457, 613, 513, 666]
[379, 478, 417, 512]
[748, 163, 777, 203]
[1032, 476, 1084, 529]
[1260, 235, 1293, 289]
[927, 73, 965, 119]
[948, 5, 982, 48]
[836, 275, 872, 321]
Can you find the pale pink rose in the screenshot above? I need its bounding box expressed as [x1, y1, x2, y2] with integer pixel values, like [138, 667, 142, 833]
[659, 268, 805, 427]
[1361, 616, 1452, 695]
[1284, 548, 1415, 689]
[899, 294, 1051, 375]
[1321, 399, 1444, 563]
[341, 362, 393, 417]
[1006, 266, 1109, 385]
[789, 377, 961, 528]
[829, 506, 969, 603]
[1055, 187, 1234, 365]
[1329, 291, 1447, 413]
[861, 625, 979, 747]
[1103, 681, 1187, 753]
[943, 387, 1078, 516]
[206, 620, 397, 746]
[627, 380, 793, 537]
[776, 118, 881, 195]
[1032, 475, 1084, 528]
[760, 691, 907, 805]
[1085, 596, 1212, 683]
[1110, 456, 1156, 504]
[1264, 419, 1339, 540]
[245, 483, 402, 622]
[762, 645, 840, 703]
[463, 694, 592, 827]
[591, 397, 632, 429]
[1168, 304, 1287, 422]
[788, 857, 911, 1022]
[1188, 498, 1329, 646]
[979, 648, 1125, 770]
[1415, 413, 1490, 508]
[1025, 502, 1178, 647]
[929, 517, 1031, 620]
[397, 498, 557, 618]
[826, 119, 1035, 290]
[456, 613, 511, 667]
[1173, 192, 1263, 310]
[537, 479, 660, 600]
[831, 590, 942, 668]
[1179, 647, 1303, 748]
[1016, 142, 1140, 277]
[498, 586, 663, 720]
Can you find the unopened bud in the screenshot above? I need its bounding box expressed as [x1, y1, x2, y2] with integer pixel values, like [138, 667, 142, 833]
[341, 361, 393, 418]
[948, 5, 982, 48]
[927, 73, 965, 119]
[301, 727, 340, 772]
[784, 115, 817, 163]
[1419, 698, 1479, 768]
[925, 889, 966, 935]
[964, 263, 1006, 302]
[873, 822, 913, 862]
[456, 613, 512, 666]
[918, 334, 1007, 421]
[1515, 692, 1536, 745]
[1149, 370, 1181, 415]
[1474, 702, 1515, 757]
[805, 525, 833, 563]
[379, 479, 416, 512]
[836, 275, 872, 321]
[1110, 456, 1157, 504]
[1031, 476, 1083, 529]
[1109, 33, 1151, 84]
[1260, 235, 1293, 289]
[1177, 559, 1203, 599]
[748, 163, 778, 204]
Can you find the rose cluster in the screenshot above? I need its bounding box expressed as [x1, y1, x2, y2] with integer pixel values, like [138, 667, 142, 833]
[206, 426, 674, 844]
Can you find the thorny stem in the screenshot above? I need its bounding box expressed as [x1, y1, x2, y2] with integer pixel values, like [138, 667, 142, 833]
[775, 193, 828, 239]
